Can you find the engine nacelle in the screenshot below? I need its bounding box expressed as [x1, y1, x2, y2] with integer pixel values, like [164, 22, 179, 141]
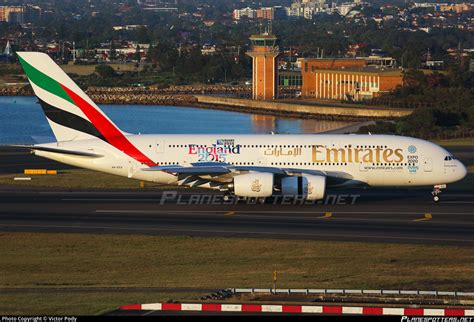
[281, 175, 326, 200]
[233, 173, 274, 197]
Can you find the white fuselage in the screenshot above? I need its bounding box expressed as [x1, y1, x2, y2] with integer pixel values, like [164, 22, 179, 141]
[33, 134, 467, 189]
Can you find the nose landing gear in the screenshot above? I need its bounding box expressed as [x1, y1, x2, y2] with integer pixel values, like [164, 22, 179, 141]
[431, 184, 446, 202]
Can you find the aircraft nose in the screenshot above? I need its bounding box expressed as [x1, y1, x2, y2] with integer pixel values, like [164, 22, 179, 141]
[457, 161, 467, 180]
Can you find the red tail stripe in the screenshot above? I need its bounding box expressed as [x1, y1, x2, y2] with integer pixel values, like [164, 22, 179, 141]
[60, 84, 156, 167]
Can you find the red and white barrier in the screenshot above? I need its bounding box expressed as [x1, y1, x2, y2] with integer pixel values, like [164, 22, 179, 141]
[119, 303, 473, 316]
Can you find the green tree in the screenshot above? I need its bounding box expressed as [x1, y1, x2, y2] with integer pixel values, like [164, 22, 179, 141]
[110, 39, 116, 61]
[95, 65, 115, 78]
[133, 45, 141, 62]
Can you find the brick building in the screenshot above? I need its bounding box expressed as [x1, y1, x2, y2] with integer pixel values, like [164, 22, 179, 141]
[0, 5, 41, 23]
[299, 58, 403, 101]
[256, 7, 275, 20]
[439, 3, 472, 13]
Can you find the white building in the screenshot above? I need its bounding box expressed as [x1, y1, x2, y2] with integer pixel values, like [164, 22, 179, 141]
[113, 25, 148, 31]
[337, 3, 356, 16]
[233, 7, 256, 20]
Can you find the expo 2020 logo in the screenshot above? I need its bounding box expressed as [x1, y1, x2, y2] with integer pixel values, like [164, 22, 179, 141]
[408, 145, 417, 154]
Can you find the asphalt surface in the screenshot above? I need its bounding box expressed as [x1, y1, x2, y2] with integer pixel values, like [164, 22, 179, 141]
[0, 146, 73, 174]
[0, 146, 473, 246]
[108, 310, 311, 316]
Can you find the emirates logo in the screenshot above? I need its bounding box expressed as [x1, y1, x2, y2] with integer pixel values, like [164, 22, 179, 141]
[251, 179, 262, 192]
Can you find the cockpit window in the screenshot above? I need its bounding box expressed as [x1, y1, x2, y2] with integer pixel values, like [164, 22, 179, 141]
[444, 155, 456, 161]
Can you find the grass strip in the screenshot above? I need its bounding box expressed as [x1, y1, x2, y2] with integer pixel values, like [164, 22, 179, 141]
[1, 232, 473, 315]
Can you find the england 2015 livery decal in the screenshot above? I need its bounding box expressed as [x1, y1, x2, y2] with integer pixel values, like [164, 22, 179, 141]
[188, 139, 242, 162]
[17, 52, 156, 167]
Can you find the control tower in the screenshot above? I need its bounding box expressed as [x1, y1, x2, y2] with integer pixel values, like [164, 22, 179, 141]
[246, 32, 281, 100]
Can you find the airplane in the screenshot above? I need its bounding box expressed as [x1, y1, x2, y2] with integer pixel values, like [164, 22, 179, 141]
[12, 52, 467, 203]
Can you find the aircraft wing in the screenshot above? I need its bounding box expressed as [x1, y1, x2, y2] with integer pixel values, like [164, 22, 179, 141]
[143, 162, 354, 183]
[146, 164, 231, 174]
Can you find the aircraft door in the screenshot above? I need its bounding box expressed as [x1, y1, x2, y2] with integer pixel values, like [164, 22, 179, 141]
[423, 157, 432, 172]
[128, 160, 137, 178]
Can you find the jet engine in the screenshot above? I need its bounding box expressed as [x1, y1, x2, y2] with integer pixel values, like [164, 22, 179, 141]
[233, 173, 274, 197]
[281, 175, 326, 200]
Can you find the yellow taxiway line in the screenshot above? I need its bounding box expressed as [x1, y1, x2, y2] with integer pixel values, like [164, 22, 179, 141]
[318, 212, 333, 219]
[414, 213, 433, 222]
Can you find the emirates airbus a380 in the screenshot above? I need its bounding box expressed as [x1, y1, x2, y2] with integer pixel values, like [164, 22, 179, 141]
[13, 52, 467, 202]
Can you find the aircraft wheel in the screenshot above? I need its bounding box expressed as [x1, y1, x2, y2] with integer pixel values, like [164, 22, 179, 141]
[433, 195, 440, 202]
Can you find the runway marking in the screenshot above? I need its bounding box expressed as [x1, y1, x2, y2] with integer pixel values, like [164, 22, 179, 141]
[414, 213, 432, 222]
[4, 212, 474, 228]
[96, 210, 474, 216]
[225, 211, 236, 216]
[318, 212, 332, 219]
[1, 223, 474, 243]
[63, 198, 160, 202]
[142, 310, 156, 316]
[443, 201, 474, 204]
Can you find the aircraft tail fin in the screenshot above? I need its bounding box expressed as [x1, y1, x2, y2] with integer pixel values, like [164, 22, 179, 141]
[17, 51, 123, 143]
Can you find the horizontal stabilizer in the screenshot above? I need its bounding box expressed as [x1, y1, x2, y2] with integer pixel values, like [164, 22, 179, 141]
[11, 145, 104, 158]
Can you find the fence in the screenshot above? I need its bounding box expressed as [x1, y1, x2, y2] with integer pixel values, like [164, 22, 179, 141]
[228, 288, 474, 297]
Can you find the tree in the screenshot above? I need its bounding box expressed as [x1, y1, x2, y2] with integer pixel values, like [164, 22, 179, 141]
[110, 39, 116, 61]
[133, 45, 141, 62]
[95, 65, 115, 78]
[136, 26, 151, 44]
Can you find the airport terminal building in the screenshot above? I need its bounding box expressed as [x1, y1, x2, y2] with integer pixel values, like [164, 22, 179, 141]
[246, 33, 404, 102]
[299, 58, 403, 101]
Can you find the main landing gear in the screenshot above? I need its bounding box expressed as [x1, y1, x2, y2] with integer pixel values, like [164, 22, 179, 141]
[431, 184, 446, 203]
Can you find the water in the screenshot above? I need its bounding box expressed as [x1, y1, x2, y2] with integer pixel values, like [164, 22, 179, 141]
[0, 96, 354, 144]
